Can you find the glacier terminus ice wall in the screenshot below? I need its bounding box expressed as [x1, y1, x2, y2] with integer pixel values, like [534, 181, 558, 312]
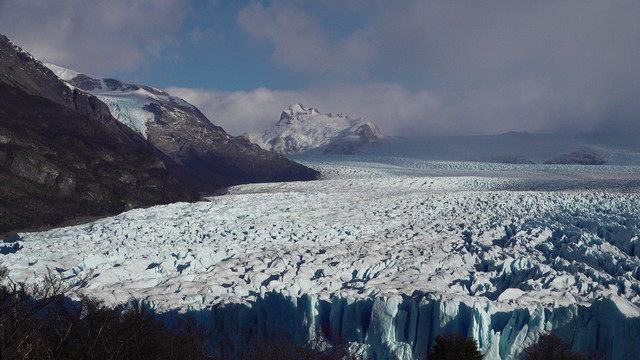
[207, 292, 640, 360]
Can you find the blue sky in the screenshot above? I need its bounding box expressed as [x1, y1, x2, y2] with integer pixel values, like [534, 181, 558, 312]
[133, 1, 311, 91]
[1, 0, 640, 137]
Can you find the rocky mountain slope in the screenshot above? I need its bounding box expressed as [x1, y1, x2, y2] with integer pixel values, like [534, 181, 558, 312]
[544, 149, 606, 165]
[249, 103, 384, 154]
[45, 65, 319, 191]
[0, 34, 198, 235]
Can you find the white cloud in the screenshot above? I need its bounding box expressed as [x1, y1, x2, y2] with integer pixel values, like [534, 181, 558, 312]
[167, 74, 639, 138]
[0, 0, 189, 74]
[189, 29, 204, 44]
[166, 84, 440, 137]
[237, 2, 373, 74]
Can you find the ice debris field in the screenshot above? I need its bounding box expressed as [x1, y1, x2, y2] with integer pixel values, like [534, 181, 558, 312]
[3, 156, 640, 359]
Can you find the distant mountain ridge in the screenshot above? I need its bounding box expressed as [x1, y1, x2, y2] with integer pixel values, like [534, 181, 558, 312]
[354, 131, 640, 165]
[44, 65, 319, 191]
[249, 103, 384, 154]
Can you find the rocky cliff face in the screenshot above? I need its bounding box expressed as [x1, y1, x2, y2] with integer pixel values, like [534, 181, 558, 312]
[0, 34, 201, 234]
[544, 150, 606, 165]
[324, 122, 384, 155]
[0, 36, 145, 148]
[45, 65, 320, 190]
[0, 83, 198, 235]
[250, 103, 385, 155]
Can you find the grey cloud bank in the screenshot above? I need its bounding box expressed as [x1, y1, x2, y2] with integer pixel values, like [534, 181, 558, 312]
[231, 0, 640, 136]
[0, 0, 188, 74]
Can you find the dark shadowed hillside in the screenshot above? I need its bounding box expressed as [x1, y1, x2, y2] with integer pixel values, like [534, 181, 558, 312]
[0, 82, 199, 235]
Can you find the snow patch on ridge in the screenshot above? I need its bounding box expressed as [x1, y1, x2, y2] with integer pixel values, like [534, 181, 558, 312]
[43, 62, 79, 82]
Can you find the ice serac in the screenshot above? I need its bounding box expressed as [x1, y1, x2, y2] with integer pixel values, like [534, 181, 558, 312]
[44, 65, 319, 191]
[251, 103, 384, 154]
[209, 293, 640, 360]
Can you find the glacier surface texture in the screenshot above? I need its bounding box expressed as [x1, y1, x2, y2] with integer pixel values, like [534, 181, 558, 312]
[3, 157, 640, 359]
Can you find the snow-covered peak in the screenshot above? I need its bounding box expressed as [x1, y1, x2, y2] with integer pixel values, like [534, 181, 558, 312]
[43, 62, 80, 82]
[254, 104, 384, 154]
[278, 103, 320, 125]
[350, 121, 383, 139]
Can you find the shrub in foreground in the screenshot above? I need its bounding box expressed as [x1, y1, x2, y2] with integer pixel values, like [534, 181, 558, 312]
[0, 264, 369, 360]
[520, 332, 608, 360]
[0, 266, 208, 359]
[238, 332, 367, 360]
[425, 333, 484, 360]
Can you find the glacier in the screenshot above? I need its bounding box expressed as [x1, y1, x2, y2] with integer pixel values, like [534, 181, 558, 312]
[43, 62, 198, 141]
[2, 156, 640, 359]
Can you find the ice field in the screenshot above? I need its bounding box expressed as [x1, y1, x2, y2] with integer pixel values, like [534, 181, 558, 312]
[3, 156, 640, 359]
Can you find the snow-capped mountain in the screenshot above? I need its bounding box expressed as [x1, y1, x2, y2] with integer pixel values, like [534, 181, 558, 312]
[44, 65, 319, 191]
[0, 34, 197, 234]
[250, 103, 384, 154]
